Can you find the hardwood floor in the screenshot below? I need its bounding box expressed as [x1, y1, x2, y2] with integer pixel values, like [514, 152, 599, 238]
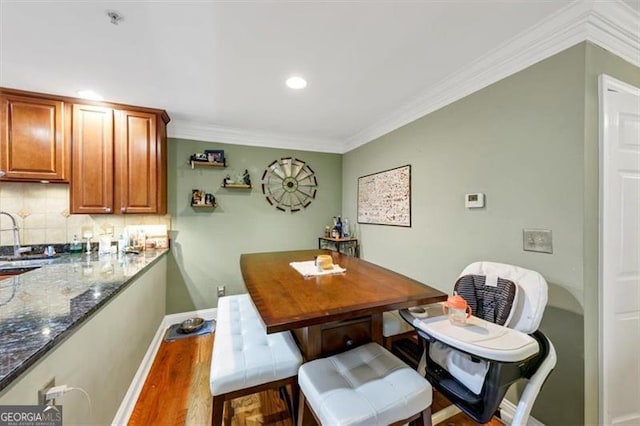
[129, 332, 502, 426]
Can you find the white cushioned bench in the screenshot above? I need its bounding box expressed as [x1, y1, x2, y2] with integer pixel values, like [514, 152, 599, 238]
[298, 342, 433, 426]
[210, 294, 303, 425]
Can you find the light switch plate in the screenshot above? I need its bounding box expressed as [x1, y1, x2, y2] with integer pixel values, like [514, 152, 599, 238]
[523, 229, 553, 254]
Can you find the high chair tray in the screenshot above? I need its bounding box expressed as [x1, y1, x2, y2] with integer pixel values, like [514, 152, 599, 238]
[400, 308, 539, 362]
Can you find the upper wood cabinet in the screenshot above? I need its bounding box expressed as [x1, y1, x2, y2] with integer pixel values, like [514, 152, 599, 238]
[70, 105, 168, 215]
[70, 104, 114, 214]
[0, 91, 70, 182]
[115, 109, 166, 214]
[0, 88, 169, 213]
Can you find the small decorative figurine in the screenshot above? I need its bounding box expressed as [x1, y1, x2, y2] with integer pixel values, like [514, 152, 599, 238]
[192, 189, 202, 205]
[242, 169, 251, 186]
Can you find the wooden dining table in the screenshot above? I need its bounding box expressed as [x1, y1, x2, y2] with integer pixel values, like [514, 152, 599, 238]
[240, 249, 447, 360]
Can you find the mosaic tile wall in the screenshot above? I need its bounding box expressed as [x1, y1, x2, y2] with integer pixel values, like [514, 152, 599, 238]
[0, 182, 170, 246]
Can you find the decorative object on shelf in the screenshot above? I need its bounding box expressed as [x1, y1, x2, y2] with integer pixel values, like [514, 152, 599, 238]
[358, 165, 411, 227]
[342, 217, 351, 237]
[191, 189, 216, 207]
[261, 157, 317, 212]
[221, 171, 252, 189]
[190, 149, 226, 168]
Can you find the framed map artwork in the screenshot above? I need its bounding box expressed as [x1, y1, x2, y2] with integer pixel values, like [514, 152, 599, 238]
[357, 165, 411, 227]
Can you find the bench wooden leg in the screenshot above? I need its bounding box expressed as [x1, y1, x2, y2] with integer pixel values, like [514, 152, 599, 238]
[291, 381, 300, 423]
[420, 406, 433, 426]
[211, 395, 224, 426]
[296, 391, 306, 426]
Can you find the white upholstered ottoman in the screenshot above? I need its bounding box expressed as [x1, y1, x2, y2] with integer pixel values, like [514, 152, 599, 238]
[298, 342, 433, 426]
[210, 294, 302, 425]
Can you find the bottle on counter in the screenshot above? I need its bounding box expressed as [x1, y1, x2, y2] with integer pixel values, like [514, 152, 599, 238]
[336, 216, 343, 238]
[118, 233, 128, 254]
[342, 218, 350, 237]
[70, 235, 83, 255]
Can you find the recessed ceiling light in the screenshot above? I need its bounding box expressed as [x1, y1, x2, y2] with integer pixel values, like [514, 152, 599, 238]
[76, 90, 104, 101]
[286, 76, 307, 90]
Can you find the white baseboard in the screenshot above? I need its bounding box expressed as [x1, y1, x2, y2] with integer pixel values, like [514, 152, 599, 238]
[111, 308, 217, 425]
[500, 399, 545, 426]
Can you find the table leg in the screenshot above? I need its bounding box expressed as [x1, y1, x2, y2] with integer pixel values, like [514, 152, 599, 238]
[293, 325, 322, 361]
[371, 312, 383, 345]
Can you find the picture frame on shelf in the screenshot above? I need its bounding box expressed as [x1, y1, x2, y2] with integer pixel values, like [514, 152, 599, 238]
[191, 189, 215, 207]
[205, 149, 225, 164]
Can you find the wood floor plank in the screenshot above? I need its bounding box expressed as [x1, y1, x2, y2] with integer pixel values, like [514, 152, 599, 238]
[129, 332, 502, 426]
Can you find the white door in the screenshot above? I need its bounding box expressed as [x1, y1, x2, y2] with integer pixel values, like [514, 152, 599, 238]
[600, 75, 640, 426]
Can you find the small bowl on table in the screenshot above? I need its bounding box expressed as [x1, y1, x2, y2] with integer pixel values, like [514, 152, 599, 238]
[178, 317, 206, 334]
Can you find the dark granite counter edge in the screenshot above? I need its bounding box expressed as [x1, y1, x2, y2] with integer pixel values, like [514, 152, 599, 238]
[0, 250, 168, 393]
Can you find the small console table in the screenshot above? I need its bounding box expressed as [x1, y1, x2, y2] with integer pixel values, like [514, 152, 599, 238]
[318, 237, 359, 257]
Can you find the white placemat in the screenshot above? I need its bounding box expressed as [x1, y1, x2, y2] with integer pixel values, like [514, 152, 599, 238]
[290, 260, 346, 277]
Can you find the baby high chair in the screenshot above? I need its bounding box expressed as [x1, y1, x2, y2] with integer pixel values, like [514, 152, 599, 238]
[400, 261, 556, 425]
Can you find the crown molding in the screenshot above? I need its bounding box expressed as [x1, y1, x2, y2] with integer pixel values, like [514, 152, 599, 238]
[586, 0, 640, 67]
[343, 0, 639, 153]
[168, 0, 638, 155]
[167, 119, 344, 154]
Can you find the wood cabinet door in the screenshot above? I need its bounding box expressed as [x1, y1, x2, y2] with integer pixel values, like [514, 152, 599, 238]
[115, 109, 161, 214]
[70, 104, 114, 214]
[0, 94, 69, 181]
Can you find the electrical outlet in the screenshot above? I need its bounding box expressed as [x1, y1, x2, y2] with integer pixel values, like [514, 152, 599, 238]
[523, 229, 553, 254]
[217, 285, 225, 297]
[38, 377, 55, 405]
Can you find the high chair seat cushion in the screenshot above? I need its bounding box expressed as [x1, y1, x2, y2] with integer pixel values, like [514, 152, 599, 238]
[298, 342, 432, 426]
[458, 262, 548, 333]
[454, 274, 518, 326]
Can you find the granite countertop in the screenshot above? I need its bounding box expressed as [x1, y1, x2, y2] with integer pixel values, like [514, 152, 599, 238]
[0, 249, 168, 392]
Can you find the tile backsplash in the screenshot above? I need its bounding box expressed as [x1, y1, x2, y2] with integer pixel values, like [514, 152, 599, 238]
[0, 182, 170, 246]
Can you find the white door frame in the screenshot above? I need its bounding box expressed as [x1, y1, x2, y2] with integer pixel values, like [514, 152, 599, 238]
[598, 74, 640, 425]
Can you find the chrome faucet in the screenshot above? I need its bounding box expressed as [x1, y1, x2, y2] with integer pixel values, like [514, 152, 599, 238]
[0, 211, 22, 257]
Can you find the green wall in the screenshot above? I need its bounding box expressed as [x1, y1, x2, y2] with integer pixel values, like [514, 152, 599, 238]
[166, 138, 342, 314]
[342, 42, 639, 425]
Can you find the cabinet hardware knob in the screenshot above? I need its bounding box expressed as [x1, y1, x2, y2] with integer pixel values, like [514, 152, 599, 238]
[344, 338, 354, 347]
[105, 207, 111, 213]
[121, 207, 126, 213]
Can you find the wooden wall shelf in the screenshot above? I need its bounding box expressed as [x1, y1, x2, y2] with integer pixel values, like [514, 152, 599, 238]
[190, 160, 226, 169]
[222, 183, 252, 189]
[191, 203, 217, 208]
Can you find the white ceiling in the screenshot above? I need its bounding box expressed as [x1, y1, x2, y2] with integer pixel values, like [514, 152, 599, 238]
[1, 0, 638, 153]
